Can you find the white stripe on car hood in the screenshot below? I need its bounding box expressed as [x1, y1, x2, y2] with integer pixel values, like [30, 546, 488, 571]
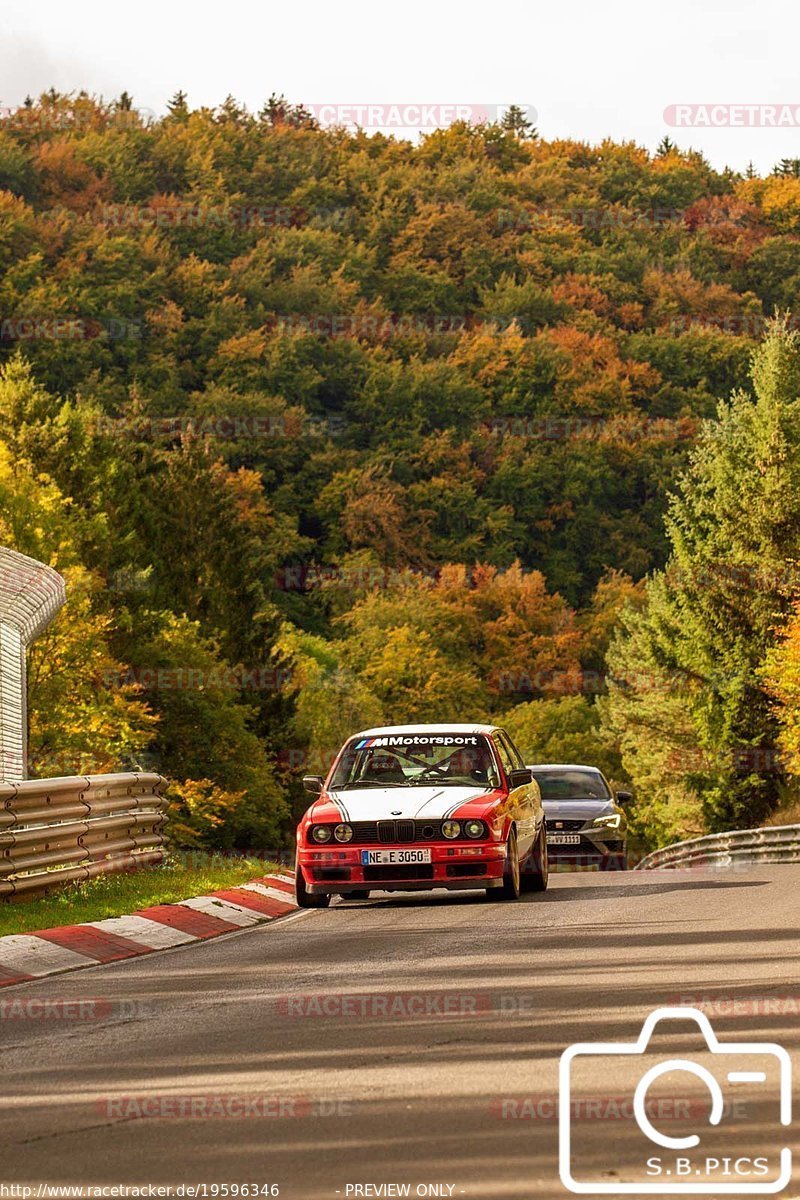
[328, 785, 490, 822]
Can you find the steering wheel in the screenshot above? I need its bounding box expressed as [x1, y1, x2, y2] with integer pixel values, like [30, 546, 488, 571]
[415, 763, 450, 781]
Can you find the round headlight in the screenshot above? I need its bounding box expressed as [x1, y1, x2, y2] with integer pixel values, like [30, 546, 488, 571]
[311, 825, 332, 843]
[441, 820, 461, 839]
[334, 823, 353, 843]
[464, 819, 485, 839]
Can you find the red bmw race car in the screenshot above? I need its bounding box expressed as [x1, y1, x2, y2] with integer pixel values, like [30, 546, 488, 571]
[295, 723, 548, 906]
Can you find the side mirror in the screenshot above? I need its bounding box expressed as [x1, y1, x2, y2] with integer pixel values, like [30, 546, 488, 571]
[616, 790, 633, 805]
[302, 775, 324, 794]
[509, 767, 533, 788]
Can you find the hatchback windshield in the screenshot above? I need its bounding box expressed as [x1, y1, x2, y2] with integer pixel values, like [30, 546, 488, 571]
[531, 768, 610, 801]
[329, 732, 501, 789]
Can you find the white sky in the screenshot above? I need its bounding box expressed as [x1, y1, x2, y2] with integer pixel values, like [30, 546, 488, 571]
[1, 0, 798, 175]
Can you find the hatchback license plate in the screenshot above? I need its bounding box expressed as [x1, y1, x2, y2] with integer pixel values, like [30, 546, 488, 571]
[546, 833, 582, 845]
[361, 848, 432, 865]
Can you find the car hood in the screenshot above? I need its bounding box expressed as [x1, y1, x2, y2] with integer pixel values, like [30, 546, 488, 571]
[313, 785, 497, 822]
[542, 799, 617, 821]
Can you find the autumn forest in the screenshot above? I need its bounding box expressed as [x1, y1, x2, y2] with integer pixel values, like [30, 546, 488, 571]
[5, 91, 800, 852]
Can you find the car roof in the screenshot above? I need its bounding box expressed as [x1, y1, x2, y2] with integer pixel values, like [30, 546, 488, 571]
[527, 763, 604, 772]
[353, 723, 500, 737]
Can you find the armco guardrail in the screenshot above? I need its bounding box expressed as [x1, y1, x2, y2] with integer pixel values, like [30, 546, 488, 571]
[635, 823, 800, 870]
[0, 772, 168, 899]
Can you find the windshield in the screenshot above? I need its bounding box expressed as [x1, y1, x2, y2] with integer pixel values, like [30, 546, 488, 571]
[329, 732, 501, 790]
[532, 768, 611, 801]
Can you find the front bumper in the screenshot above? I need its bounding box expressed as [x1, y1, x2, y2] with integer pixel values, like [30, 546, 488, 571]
[298, 840, 506, 893]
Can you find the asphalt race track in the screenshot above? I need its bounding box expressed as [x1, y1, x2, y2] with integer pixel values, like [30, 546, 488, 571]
[1, 866, 798, 1199]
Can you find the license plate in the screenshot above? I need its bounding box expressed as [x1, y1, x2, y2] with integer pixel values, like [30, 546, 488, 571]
[546, 833, 582, 845]
[361, 848, 432, 865]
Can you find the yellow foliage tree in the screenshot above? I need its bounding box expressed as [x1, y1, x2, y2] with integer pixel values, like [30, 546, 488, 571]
[0, 440, 156, 776]
[762, 602, 800, 775]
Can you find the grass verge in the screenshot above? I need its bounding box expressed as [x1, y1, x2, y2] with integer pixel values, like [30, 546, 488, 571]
[0, 854, 280, 936]
[764, 798, 800, 826]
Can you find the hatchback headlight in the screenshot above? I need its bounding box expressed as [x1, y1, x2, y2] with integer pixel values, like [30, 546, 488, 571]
[464, 820, 485, 839]
[441, 820, 461, 839]
[592, 814, 621, 829]
[334, 823, 353, 843]
[311, 825, 332, 843]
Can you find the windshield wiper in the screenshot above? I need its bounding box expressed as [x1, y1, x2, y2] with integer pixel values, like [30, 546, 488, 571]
[411, 777, 492, 787]
[337, 780, 409, 789]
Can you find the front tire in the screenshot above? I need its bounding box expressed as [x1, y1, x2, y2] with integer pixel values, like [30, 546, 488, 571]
[488, 831, 521, 901]
[295, 864, 331, 908]
[523, 823, 549, 892]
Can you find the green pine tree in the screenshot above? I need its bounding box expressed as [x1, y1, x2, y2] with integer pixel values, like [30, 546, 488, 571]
[500, 105, 538, 139]
[601, 318, 800, 842]
[167, 89, 189, 118]
[772, 158, 800, 177]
